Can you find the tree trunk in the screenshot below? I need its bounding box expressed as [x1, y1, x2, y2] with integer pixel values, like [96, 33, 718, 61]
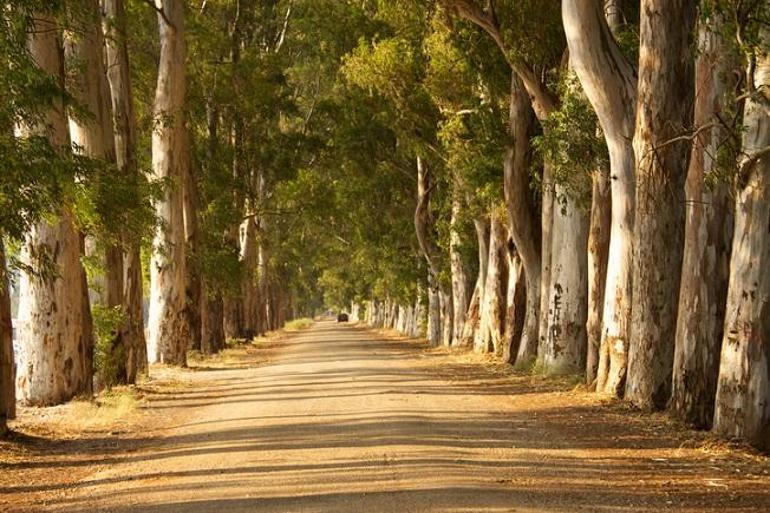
[16, 12, 92, 405]
[459, 216, 489, 348]
[1, 241, 14, 434]
[66, 0, 124, 387]
[503, 72, 541, 366]
[503, 245, 526, 363]
[475, 210, 507, 355]
[563, 0, 637, 395]
[450, 192, 471, 346]
[543, 189, 589, 374]
[586, 165, 611, 385]
[104, 0, 147, 383]
[538, 162, 554, 360]
[415, 156, 449, 346]
[671, 14, 734, 428]
[183, 134, 202, 350]
[147, 0, 189, 365]
[713, 29, 770, 450]
[200, 288, 224, 354]
[625, 0, 697, 410]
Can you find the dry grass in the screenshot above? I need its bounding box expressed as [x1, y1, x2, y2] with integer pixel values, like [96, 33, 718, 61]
[284, 318, 314, 331]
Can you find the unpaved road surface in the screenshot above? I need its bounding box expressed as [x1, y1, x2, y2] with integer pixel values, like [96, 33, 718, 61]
[3, 321, 769, 512]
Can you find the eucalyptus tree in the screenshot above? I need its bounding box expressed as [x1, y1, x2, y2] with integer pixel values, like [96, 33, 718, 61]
[15, 7, 92, 405]
[713, 14, 770, 450]
[147, 0, 190, 365]
[103, 0, 148, 380]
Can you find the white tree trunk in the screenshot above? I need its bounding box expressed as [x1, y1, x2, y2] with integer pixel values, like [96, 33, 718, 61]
[450, 192, 470, 346]
[543, 189, 589, 374]
[475, 210, 507, 355]
[459, 216, 489, 348]
[671, 14, 734, 428]
[713, 30, 770, 450]
[147, 0, 189, 365]
[103, 0, 147, 382]
[16, 13, 92, 405]
[562, 0, 637, 395]
[503, 248, 526, 363]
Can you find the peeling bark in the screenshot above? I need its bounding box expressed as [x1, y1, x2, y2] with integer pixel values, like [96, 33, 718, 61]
[503, 73, 541, 366]
[586, 165, 611, 385]
[459, 216, 489, 348]
[475, 210, 507, 355]
[16, 12, 92, 405]
[104, 0, 147, 382]
[626, 0, 697, 410]
[543, 190, 589, 375]
[450, 192, 471, 346]
[671, 14, 734, 428]
[147, 0, 190, 365]
[713, 29, 770, 450]
[563, 0, 637, 395]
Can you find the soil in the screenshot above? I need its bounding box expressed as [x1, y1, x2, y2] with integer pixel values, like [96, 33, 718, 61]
[1, 320, 768, 512]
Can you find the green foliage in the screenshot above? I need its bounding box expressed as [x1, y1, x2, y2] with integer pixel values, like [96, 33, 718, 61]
[92, 304, 126, 389]
[533, 73, 607, 210]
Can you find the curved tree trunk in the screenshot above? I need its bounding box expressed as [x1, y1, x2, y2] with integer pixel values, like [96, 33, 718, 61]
[147, 0, 190, 365]
[1, 241, 14, 434]
[543, 189, 589, 375]
[104, 0, 148, 382]
[713, 30, 770, 450]
[16, 12, 92, 405]
[562, 0, 637, 395]
[586, 165, 611, 385]
[626, 0, 697, 410]
[671, 14, 734, 428]
[503, 73, 541, 366]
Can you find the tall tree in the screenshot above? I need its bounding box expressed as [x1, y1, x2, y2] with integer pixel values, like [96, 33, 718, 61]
[147, 0, 190, 365]
[713, 27, 770, 450]
[16, 11, 92, 405]
[625, 0, 697, 409]
[103, 0, 148, 382]
[562, 0, 637, 395]
[671, 11, 734, 428]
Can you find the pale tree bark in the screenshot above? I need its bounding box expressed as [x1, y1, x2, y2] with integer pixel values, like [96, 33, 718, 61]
[67, 0, 125, 387]
[147, 0, 190, 365]
[16, 12, 92, 404]
[415, 156, 451, 346]
[543, 190, 589, 374]
[103, 0, 147, 382]
[450, 191, 471, 346]
[538, 163, 554, 360]
[475, 210, 508, 355]
[671, 14, 734, 428]
[713, 29, 770, 450]
[1, 241, 14, 434]
[503, 243, 526, 363]
[458, 216, 489, 348]
[563, 0, 637, 395]
[586, 164, 611, 385]
[625, 0, 697, 410]
[503, 73, 542, 366]
[240, 212, 259, 339]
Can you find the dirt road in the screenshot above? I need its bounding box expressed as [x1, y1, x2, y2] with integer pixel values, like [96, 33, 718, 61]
[4, 321, 769, 512]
